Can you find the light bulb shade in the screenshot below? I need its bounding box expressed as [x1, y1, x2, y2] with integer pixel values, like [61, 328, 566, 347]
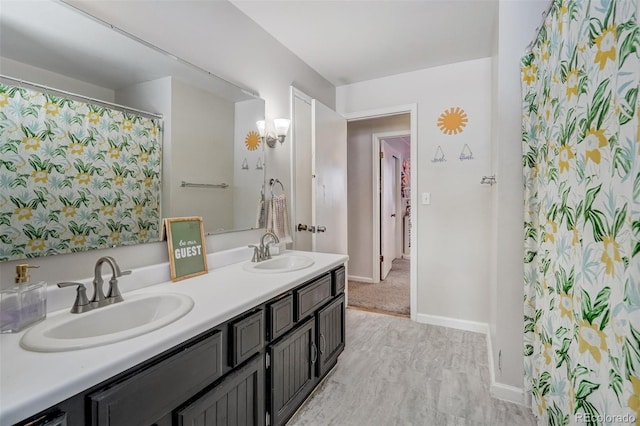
[273, 118, 290, 137]
[256, 120, 266, 137]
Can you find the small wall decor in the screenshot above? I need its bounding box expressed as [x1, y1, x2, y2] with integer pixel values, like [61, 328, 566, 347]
[244, 130, 261, 151]
[437, 106, 468, 135]
[241, 158, 249, 170]
[256, 156, 264, 170]
[164, 216, 208, 282]
[459, 144, 474, 161]
[431, 145, 446, 163]
[401, 159, 410, 198]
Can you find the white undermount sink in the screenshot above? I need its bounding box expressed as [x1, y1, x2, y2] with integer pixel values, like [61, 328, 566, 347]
[20, 293, 194, 352]
[243, 254, 315, 273]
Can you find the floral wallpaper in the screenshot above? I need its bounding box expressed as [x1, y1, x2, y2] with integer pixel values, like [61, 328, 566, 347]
[0, 82, 162, 261]
[522, 1, 640, 424]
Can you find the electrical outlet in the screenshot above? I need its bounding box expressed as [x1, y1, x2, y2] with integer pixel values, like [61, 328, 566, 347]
[421, 192, 431, 205]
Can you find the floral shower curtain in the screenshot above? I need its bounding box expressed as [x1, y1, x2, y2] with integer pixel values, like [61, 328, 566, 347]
[0, 82, 162, 261]
[522, 0, 640, 424]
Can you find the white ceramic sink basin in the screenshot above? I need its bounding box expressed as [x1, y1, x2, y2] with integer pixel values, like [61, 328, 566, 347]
[243, 254, 315, 273]
[20, 293, 194, 352]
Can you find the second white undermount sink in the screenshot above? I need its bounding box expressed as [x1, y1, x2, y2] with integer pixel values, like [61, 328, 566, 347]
[20, 293, 194, 352]
[243, 254, 315, 273]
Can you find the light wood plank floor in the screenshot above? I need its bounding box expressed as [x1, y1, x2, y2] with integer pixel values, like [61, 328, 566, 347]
[289, 308, 537, 426]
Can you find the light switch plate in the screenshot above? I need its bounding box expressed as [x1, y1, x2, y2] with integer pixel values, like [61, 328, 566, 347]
[422, 192, 431, 205]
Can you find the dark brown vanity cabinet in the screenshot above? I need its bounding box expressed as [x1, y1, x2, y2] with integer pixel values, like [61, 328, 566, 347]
[265, 268, 346, 426]
[17, 264, 346, 426]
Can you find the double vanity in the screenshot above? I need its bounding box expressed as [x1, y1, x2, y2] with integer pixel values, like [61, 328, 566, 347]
[0, 249, 348, 426]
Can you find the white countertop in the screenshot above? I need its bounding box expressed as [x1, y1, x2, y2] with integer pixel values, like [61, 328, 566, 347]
[0, 250, 348, 426]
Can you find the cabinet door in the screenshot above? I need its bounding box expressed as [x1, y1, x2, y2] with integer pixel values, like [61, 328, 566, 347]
[267, 295, 294, 342]
[175, 354, 265, 426]
[316, 293, 345, 378]
[268, 317, 317, 426]
[229, 310, 264, 367]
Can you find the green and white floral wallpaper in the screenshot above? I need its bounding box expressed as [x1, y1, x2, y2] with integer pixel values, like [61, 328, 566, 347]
[0, 82, 162, 261]
[522, 1, 640, 424]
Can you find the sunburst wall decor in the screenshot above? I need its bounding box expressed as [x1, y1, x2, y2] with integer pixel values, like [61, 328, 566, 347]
[245, 130, 261, 151]
[437, 106, 468, 135]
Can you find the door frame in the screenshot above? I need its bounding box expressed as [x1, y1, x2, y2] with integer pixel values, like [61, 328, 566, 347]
[373, 131, 409, 283]
[289, 86, 313, 250]
[343, 104, 417, 321]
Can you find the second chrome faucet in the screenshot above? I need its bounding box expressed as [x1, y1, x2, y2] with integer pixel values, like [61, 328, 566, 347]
[248, 231, 280, 262]
[57, 256, 132, 314]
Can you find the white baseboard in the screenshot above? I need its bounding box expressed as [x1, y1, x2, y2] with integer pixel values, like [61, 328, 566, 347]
[402, 253, 411, 260]
[485, 330, 528, 406]
[491, 383, 526, 405]
[415, 314, 530, 407]
[416, 313, 488, 334]
[348, 275, 373, 283]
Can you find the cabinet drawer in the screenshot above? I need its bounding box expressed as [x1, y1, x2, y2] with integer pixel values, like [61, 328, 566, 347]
[88, 330, 223, 426]
[294, 274, 332, 321]
[229, 310, 264, 367]
[332, 266, 346, 295]
[267, 294, 294, 342]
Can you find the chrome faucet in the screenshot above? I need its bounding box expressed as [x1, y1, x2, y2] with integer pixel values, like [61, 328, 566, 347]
[248, 231, 280, 262]
[93, 256, 131, 306]
[260, 231, 279, 260]
[57, 256, 131, 314]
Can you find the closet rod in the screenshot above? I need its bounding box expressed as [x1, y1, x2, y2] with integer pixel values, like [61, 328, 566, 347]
[0, 74, 163, 120]
[525, 0, 555, 54]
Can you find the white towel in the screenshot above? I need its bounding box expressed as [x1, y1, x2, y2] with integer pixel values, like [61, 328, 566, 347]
[267, 194, 292, 243]
[256, 191, 266, 229]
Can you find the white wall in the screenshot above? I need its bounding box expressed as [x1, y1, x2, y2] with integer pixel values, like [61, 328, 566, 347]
[0, 57, 115, 102]
[337, 58, 494, 325]
[170, 78, 235, 232]
[0, 0, 335, 286]
[233, 99, 267, 230]
[490, 0, 549, 395]
[347, 115, 410, 280]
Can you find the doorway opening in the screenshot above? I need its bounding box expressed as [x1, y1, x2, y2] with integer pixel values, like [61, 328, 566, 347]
[343, 108, 415, 318]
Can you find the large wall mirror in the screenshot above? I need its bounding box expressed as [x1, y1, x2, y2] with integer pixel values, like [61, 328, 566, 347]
[0, 1, 266, 262]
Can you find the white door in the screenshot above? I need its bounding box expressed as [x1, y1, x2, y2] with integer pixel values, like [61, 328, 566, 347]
[291, 89, 313, 251]
[380, 142, 398, 279]
[312, 100, 348, 254]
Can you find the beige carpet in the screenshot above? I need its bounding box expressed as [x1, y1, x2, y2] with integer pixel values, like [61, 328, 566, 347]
[347, 258, 410, 315]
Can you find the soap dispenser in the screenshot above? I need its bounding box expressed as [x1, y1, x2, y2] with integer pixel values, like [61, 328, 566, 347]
[0, 264, 47, 333]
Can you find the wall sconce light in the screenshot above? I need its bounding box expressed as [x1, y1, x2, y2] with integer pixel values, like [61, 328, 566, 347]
[256, 118, 290, 148]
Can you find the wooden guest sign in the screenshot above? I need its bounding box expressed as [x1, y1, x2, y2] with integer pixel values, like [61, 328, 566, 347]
[164, 216, 208, 282]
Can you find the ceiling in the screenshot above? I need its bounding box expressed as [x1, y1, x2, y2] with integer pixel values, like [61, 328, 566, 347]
[230, 0, 500, 86]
